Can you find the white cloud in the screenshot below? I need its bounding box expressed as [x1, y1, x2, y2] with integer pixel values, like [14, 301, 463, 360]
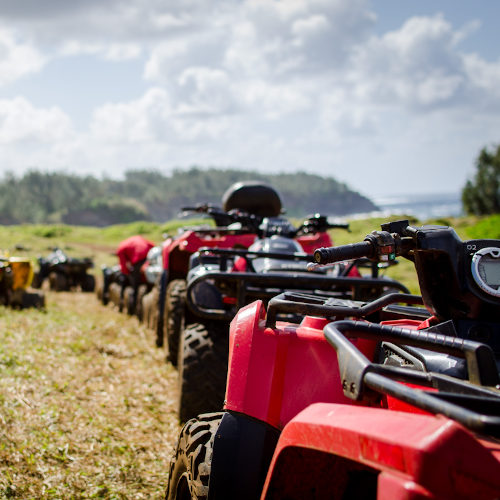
[0, 27, 46, 86]
[0, 2, 499, 196]
[90, 87, 172, 143]
[348, 15, 465, 108]
[463, 53, 500, 103]
[0, 97, 73, 143]
[345, 14, 500, 114]
[60, 41, 142, 61]
[240, 80, 311, 119]
[0, 97, 80, 174]
[291, 14, 331, 41]
[177, 67, 235, 115]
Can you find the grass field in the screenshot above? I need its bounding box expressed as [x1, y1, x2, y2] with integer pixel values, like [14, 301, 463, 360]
[0, 213, 497, 498]
[2, 213, 496, 291]
[0, 291, 179, 499]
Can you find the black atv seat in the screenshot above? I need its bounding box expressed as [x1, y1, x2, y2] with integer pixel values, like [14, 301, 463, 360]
[222, 181, 282, 217]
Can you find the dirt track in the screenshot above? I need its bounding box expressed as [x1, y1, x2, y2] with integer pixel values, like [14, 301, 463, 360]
[0, 290, 181, 498]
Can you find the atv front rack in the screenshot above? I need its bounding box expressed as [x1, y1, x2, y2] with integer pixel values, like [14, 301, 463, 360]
[186, 248, 411, 321]
[265, 291, 426, 328]
[186, 258, 410, 321]
[265, 292, 500, 436]
[195, 247, 314, 269]
[188, 227, 258, 236]
[324, 321, 500, 437]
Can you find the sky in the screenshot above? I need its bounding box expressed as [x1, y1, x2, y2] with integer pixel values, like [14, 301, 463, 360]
[0, 1, 499, 199]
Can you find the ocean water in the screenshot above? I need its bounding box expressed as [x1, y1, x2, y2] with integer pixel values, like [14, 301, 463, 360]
[365, 191, 463, 221]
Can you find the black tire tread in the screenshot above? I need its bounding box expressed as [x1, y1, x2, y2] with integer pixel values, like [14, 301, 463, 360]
[178, 322, 229, 422]
[135, 284, 149, 323]
[165, 279, 186, 367]
[165, 412, 223, 500]
[81, 273, 95, 292]
[123, 286, 135, 315]
[49, 272, 68, 292]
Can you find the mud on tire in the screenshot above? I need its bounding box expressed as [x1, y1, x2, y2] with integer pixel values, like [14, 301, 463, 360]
[178, 322, 229, 422]
[165, 412, 223, 500]
[165, 279, 186, 367]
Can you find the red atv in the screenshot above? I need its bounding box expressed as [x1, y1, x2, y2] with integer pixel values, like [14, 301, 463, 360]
[154, 181, 281, 360]
[152, 182, 338, 367]
[176, 214, 406, 421]
[166, 220, 500, 500]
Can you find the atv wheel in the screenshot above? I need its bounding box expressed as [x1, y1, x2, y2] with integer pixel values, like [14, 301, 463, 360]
[49, 272, 68, 291]
[108, 282, 122, 309]
[31, 272, 43, 289]
[0, 288, 11, 306]
[95, 279, 103, 301]
[165, 279, 186, 367]
[144, 287, 159, 329]
[123, 286, 135, 315]
[81, 274, 95, 292]
[178, 322, 229, 422]
[135, 284, 149, 322]
[165, 412, 222, 500]
[21, 291, 45, 309]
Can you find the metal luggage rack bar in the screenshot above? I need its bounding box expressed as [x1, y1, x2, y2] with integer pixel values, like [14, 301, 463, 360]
[197, 247, 314, 271]
[265, 291, 425, 328]
[324, 321, 500, 437]
[187, 273, 412, 322]
[189, 228, 255, 236]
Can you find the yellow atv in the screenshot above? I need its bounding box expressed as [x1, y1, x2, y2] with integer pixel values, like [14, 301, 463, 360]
[0, 255, 45, 309]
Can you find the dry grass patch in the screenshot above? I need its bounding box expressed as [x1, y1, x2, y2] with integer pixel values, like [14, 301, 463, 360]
[0, 291, 180, 499]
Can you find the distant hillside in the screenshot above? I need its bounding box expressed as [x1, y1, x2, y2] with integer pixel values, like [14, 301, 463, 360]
[0, 168, 377, 226]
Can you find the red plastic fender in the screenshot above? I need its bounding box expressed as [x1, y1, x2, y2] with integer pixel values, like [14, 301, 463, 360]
[261, 403, 500, 500]
[296, 231, 332, 254]
[161, 230, 256, 274]
[225, 301, 378, 429]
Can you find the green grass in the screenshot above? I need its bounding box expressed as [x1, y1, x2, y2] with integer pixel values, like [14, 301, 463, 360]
[0, 213, 496, 496]
[0, 217, 208, 269]
[0, 292, 179, 499]
[2, 213, 496, 294]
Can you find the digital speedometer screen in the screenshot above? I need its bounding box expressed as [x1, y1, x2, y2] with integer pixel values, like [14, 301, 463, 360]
[479, 260, 500, 286]
[471, 246, 500, 297]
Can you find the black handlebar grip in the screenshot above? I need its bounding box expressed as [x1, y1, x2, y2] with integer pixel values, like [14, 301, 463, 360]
[328, 223, 350, 230]
[314, 241, 374, 264]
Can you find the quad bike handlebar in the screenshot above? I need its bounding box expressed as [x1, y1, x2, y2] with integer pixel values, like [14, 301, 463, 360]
[314, 241, 374, 264]
[180, 204, 236, 228]
[295, 214, 349, 236]
[314, 219, 500, 326]
[313, 226, 399, 265]
[181, 206, 350, 239]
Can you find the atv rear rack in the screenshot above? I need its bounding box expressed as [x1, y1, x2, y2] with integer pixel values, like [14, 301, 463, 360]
[324, 321, 500, 437]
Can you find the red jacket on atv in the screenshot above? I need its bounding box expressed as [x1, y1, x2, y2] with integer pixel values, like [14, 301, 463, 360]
[117, 236, 155, 275]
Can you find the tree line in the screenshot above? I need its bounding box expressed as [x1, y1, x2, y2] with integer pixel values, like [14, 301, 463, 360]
[462, 143, 500, 215]
[0, 168, 377, 226]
